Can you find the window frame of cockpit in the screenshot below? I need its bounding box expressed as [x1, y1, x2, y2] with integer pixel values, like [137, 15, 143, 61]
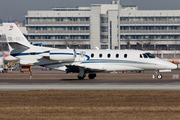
[145, 53, 156, 58]
[143, 53, 148, 58]
[140, 54, 143, 58]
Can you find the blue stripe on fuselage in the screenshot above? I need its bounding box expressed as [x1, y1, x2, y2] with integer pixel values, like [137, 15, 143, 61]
[50, 53, 74, 55]
[11, 52, 43, 57]
[11, 52, 74, 57]
[76, 53, 90, 60]
[81, 59, 152, 64]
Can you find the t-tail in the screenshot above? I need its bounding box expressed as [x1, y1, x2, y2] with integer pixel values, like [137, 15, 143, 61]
[3, 23, 32, 51]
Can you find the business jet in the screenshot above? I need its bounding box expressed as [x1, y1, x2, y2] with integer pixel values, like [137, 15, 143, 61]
[3, 23, 177, 79]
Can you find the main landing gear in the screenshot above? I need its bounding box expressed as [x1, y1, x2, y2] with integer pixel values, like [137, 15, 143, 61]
[88, 74, 96, 79]
[77, 68, 86, 80]
[155, 70, 162, 79]
[78, 74, 86, 80]
[77, 68, 97, 80]
[78, 73, 97, 80]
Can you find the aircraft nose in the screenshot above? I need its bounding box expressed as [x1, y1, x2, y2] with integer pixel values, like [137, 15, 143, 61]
[171, 63, 177, 69]
[166, 62, 177, 70]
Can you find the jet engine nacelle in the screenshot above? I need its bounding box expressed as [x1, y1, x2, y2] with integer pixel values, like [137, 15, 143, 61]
[49, 49, 75, 62]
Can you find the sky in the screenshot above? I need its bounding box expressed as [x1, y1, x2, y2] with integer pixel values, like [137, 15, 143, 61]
[1, 0, 180, 22]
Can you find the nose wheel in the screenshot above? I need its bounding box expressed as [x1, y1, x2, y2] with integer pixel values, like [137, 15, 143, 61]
[157, 74, 162, 79]
[155, 70, 163, 79]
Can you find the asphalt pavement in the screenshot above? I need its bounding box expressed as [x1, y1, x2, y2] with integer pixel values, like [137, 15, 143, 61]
[0, 67, 180, 91]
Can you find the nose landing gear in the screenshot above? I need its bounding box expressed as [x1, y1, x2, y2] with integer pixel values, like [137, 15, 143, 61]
[155, 70, 163, 79]
[157, 74, 162, 79]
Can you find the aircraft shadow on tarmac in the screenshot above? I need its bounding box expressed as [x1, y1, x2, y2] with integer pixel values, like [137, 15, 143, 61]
[60, 79, 94, 81]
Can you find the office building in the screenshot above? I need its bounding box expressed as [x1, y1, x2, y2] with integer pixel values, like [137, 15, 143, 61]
[24, 1, 180, 58]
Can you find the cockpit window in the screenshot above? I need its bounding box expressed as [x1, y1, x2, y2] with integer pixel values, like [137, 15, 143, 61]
[146, 53, 155, 58]
[140, 54, 143, 58]
[143, 54, 148, 58]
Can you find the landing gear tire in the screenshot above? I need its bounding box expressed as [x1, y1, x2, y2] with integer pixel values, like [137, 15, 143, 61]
[157, 74, 162, 79]
[88, 74, 96, 79]
[78, 75, 85, 80]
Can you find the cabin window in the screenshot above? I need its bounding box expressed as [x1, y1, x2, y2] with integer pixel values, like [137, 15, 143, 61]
[116, 54, 119, 58]
[91, 53, 94, 58]
[107, 54, 111, 58]
[124, 54, 127, 58]
[143, 54, 148, 58]
[140, 54, 143, 58]
[99, 54, 102, 58]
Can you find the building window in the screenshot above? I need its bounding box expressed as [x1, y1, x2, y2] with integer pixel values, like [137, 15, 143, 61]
[101, 35, 108, 39]
[101, 45, 108, 49]
[100, 17, 108, 23]
[120, 17, 180, 21]
[101, 26, 108, 32]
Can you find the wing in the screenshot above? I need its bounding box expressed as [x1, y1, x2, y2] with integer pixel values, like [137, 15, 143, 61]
[65, 64, 106, 73]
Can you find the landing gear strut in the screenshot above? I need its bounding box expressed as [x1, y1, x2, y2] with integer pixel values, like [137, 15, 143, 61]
[88, 74, 96, 79]
[77, 68, 86, 80]
[155, 70, 162, 79]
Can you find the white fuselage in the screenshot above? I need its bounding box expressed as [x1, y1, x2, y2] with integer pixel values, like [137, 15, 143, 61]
[3, 23, 177, 79]
[10, 46, 177, 73]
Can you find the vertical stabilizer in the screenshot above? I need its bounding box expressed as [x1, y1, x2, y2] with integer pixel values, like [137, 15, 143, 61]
[3, 23, 32, 50]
